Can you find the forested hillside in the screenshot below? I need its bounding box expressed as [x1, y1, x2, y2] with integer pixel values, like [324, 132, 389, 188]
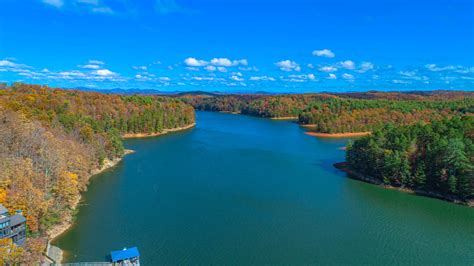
[343, 117, 474, 204]
[184, 92, 474, 133]
[0, 83, 195, 263]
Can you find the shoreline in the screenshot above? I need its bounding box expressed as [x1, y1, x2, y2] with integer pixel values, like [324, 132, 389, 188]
[48, 123, 195, 263]
[47, 149, 135, 263]
[334, 162, 474, 207]
[305, 131, 371, 138]
[270, 116, 298, 120]
[122, 123, 196, 139]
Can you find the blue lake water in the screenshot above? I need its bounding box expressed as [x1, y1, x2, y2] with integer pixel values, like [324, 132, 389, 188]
[54, 111, 474, 265]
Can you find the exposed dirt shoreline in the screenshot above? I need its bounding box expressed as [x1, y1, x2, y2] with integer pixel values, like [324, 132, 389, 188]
[122, 123, 196, 138]
[305, 131, 371, 138]
[334, 162, 474, 207]
[269, 116, 298, 120]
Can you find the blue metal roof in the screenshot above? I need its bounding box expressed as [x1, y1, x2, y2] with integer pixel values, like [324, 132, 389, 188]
[110, 247, 140, 262]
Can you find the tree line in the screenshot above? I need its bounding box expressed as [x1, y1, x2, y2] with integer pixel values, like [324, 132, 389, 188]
[346, 116, 474, 202]
[184, 92, 473, 133]
[0, 83, 195, 263]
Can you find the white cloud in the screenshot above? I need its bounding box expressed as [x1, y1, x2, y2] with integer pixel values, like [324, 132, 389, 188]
[288, 74, 316, 81]
[0, 59, 31, 72]
[233, 59, 248, 66]
[184, 57, 208, 67]
[307, 64, 314, 69]
[239, 66, 258, 71]
[210, 58, 248, 67]
[0, 59, 23, 68]
[79, 64, 100, 69]
[135, 74, 152, 81]
[425, 64, 456, 72]
[211, 58, 232, 67]
[250, 76, 276, 81]
[275, 60, 300, 72]
[217, 67, 227, 72]
[327, 73, 337, 79]
[190, 76, 214, 81]
[358, 62, 374, 73]
[424, 64, 472, 73]
[230, 75, 244, 81]
[94, 69, 116, 76]
[400, 71, 417, 77]
[43, 0, 64, 8]
[205, 65, 216, 72]
[133, 66, 148, 71]
[340, 60, 355, 70]
[185, 67, 199, 71]
[159, 77, 171, 81]
[392, 79, 411, 84]
[319, 66, 337, 72]
[312, 49, 335, 58]
[88, 60, 104, 65]
[342, 73, 355, 80]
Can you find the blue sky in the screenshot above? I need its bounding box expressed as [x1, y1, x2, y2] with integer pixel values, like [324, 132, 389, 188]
[0, 0, 473, 92]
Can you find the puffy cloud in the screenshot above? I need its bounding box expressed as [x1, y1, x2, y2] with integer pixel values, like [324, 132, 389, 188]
[0, 59, 25, 68]
[307, 64, 314, 69]
[210, 58, 232, 67]
[94, 69, 116, 76]
[184, 57, 208, 67]
[43, 0, 64, 8]
[340, 60, 355, 70]
[312, 49, 335, 58]
[319, 66, 337, 72]
[210, 58, 248, 67]
[205, 65, 216, 72]
[288, 74, 316, 81]
[275, 60, 301, 72]
[217, 67, 228, 72]
[358, 62, 374, 73]
[327, 73, 337, 79]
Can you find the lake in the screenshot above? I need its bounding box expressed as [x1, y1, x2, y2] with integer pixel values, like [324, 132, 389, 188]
[53, 111, 474, 265]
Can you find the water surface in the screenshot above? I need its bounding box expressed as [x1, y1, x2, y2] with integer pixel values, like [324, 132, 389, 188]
[54, 111, 474, 265]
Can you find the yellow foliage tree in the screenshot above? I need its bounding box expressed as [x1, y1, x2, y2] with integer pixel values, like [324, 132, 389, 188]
[54, 171, 79, 208]
[0, 238, 25, 265]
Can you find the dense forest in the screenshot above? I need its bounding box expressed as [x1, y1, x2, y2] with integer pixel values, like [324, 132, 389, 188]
[344, 117, 474, 203]
[184, 92, 474, 133]
[0, 83, 195, 263]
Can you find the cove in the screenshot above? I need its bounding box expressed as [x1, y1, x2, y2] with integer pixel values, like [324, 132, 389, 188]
[53, 111, 474, 265]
